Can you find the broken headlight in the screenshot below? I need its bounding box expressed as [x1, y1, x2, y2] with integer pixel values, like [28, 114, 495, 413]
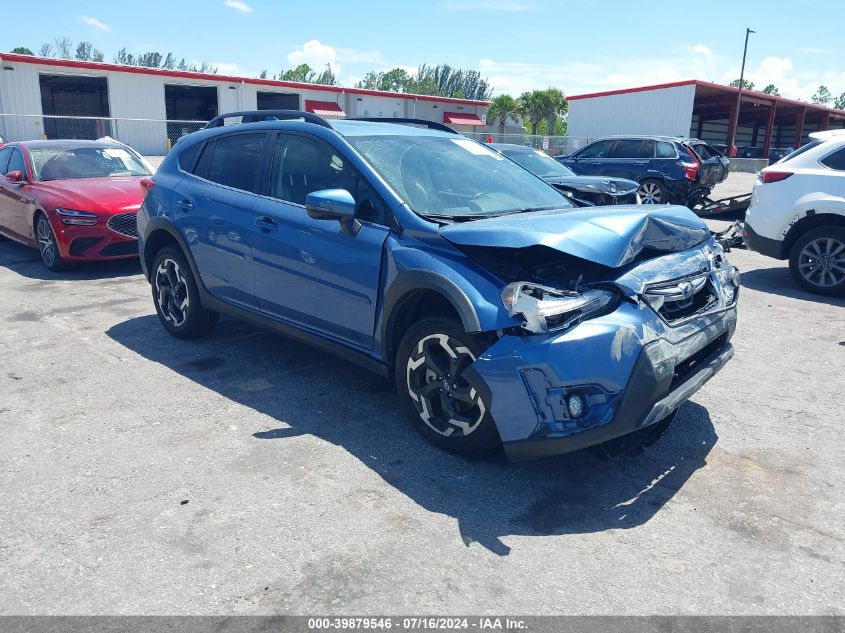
[501, 282, 617, 334]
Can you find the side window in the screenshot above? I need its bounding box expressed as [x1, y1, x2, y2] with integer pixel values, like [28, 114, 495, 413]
[0, 147, 11, 174]
[577, 140, 614, 159]
[177, 142, 201, 172]
[205, 133, 266, 193]
[656, 141, 676, 158]
[269, 135, 355, 206]
[820, 147, 845, 171]
[610, 139, 645, 159]
[6, 149, 25, 176]
[691, 144, 713, 160]
[192, 140, 215, 179]
[640, 140, 656, 158]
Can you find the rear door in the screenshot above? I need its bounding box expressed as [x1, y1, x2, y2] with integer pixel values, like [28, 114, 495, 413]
[0, 147, 34, 241]
[607, 139, 653, 181]
[174, 132, 269, 309]
[688, 142, 729, 185]
[251, 132, 390, 350]
[565, 139, 615, 176]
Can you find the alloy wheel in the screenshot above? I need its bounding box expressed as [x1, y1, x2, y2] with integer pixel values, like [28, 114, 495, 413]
[405, 333, 486, 438]
[798, 237, 845, 288]
[155, 258, 190, 327]
[638, 182, 662, 204]
[36, 217, 57, 268]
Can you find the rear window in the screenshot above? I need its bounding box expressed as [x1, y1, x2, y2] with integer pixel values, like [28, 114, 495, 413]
[775, 139, 824, 165]
[690, 143, 718, 160]
[820, 147, 845, 171]
[655, 142, 676, 158]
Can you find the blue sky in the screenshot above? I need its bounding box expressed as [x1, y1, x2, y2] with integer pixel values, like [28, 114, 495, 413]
[3, 0, 844, 100]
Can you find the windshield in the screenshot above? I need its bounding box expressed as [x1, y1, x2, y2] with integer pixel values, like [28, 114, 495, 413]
[29, 146, 152, 181]
[504, 148, 575, 178]
[346, 135, 571, 219]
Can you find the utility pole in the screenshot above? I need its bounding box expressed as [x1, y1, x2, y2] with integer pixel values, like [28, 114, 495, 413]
[728, 27, 755, 157]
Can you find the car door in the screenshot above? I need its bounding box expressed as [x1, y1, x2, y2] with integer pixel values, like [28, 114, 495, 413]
[564, 139, 615, 176]
[174, 132, 268, 309]
[689, 142, 729, 186]
[607, 139, 652, 181]
[251, 132, 390, 350]
[0, 147, 33, 241]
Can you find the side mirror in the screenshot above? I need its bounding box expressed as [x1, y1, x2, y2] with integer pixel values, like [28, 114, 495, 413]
[6, 170, 24, 183]
[305, 189, 360, 236]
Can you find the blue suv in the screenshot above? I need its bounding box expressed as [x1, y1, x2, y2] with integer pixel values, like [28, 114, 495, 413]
[558, 136, 729, 206]
[138, 111, 739, 460]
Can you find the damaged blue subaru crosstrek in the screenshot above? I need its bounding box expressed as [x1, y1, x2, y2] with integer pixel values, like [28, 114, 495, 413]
[138, 111, 739, 460]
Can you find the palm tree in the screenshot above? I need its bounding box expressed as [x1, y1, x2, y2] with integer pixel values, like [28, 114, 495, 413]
[487, 95, 520, 140]
[541, 88, 567, 137]
[518, 91, 544, 135]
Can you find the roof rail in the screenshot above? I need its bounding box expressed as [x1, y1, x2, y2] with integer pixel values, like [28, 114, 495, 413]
[349, 117, 458, 134]
[203, 110, 332, 130]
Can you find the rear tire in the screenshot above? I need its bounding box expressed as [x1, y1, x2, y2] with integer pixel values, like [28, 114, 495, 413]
[637, 179, 668, 205]
[395, 317, 500, 456]
[788, 226, 845, 296]
[35, 213, 67, 271]
[151, 246, 219, 338]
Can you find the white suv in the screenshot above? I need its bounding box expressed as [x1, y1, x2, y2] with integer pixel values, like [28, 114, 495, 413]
[744, 130, 845, 296]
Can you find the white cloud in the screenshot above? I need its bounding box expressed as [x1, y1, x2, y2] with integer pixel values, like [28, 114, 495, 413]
[439, 0, 527, 9]
[80, 15, 110, 31]
[287, 40, 341, 76]
[224, 0, 253, 12]
[691, 44, 712, 56]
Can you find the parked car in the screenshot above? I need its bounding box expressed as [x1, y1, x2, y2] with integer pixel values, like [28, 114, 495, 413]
[490, 143, 639, 206]
[139, 112, 739, 461]
[744, 130, 845, 296]
[558, 136, 729, 206]
[0, 140, 152, 270]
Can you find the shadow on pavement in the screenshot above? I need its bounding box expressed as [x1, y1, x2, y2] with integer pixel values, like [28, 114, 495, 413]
[0, 238, 141, 281]
[107, 315, 718, 556]
[739, 265, 845, 306]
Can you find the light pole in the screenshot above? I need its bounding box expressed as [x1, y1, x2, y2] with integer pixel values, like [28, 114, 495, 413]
[728, 27, 755, 157]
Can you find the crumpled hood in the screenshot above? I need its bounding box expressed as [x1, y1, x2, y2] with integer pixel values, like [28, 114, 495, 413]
[440, 205, 711, 268]
[544, 175, 639, 195]
[34, 177, 145, 213]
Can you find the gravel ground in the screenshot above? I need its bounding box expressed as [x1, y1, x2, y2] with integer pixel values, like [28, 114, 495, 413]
[0, 193, 843, 615]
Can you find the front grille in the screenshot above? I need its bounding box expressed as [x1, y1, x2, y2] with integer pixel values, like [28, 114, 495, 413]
[106, 212, 138, 238]
[644, 272, 720, 326]
[69, 237, 102, 256]
[100, 241, 138, 256]
[579, 192, 638, 206]
[670, 333, 728, 389]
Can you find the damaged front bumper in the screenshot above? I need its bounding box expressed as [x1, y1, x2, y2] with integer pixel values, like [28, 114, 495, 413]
[471, 297, 738, 461]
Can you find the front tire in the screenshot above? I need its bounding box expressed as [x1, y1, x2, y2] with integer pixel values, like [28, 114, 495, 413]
[788, 227, 845, 296]
[637, 179, 668, 205]
[395, 317, 500, 456]
[151, 246, 219, 338]
[35, 213, 66, 271]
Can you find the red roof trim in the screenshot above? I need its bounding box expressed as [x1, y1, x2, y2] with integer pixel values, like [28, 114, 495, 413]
[568, 79, 845, 116]
[0, 53, 490, 107]
[443, 112, 485, 126]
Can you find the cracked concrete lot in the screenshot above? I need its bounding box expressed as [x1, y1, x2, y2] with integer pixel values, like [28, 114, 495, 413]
[0, 225, 843, 615]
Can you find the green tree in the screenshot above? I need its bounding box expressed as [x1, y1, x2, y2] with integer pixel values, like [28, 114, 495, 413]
[834, 93, 845, 111]
[39, 43, 54, 57]
[162, 53, 175, 70]
[540, 88, 567, 138]
[54, 37, 73, 59]
[487, 94, 520, 137]
[280, 64, 316, 83]
[518, 91, 544, 135]
[812, 85, 832, 105]
[137, 52, 163, 68]
[75, 41, 94, 61]
[762, 84, 780, 96]
[259, 69, 268, 79]
[11, 47, 34, 55]
[92, 49, 104, 62]
[314, 63, 338, 86]
[730, 78, 755, 90]
[412, 64, 492, 100]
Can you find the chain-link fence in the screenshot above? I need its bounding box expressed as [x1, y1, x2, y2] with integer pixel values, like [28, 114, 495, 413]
[0, 113, 592, 159]
[0, 114, 207, 157]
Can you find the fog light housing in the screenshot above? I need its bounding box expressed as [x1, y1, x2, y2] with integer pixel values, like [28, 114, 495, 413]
[566, 393, 585, 418]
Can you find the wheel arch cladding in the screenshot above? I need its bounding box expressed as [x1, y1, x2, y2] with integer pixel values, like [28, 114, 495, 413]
[143, 228, 181, 280]
[783, 212, 845, 257]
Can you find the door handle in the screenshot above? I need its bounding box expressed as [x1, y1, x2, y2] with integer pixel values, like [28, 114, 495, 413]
[256, 216, 278, 233]
[176, 199, 193, 211]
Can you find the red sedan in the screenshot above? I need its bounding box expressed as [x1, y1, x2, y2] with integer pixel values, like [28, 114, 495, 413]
[0, 139, 153, 270]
